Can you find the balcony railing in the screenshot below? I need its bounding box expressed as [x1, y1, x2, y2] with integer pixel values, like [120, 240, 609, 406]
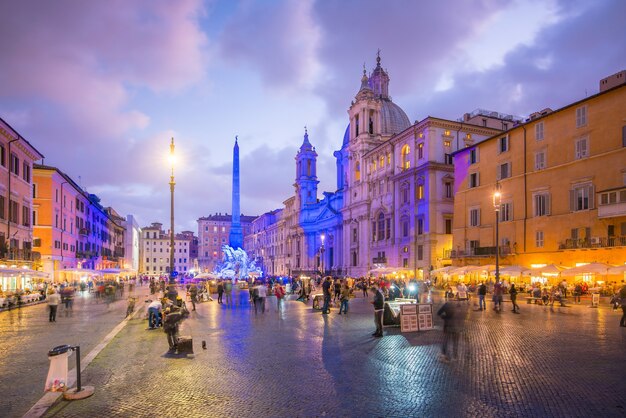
[372, 257, 387, 264]
[558, 236, 626, 250]
[0, 249, 41, 262]
[450, 246, 511, 259]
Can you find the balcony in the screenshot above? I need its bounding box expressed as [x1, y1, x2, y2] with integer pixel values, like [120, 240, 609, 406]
[597, 187, 626, 219]
[0, 249, 41, 262]
[450, 246, 511, 259]
[78, 228, 90, 236]
[559, 236, 626, 250]
[372, 256, 387, 264]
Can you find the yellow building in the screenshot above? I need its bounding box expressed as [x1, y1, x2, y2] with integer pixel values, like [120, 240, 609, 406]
[452, 73, 626, 275]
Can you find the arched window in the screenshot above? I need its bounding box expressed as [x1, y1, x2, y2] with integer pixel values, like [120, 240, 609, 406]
[378, 212, 385, 241]
[355, 161, 361, 181]
[401, 145, 410, 170]
[369, 111, 374, 134]
[355, 115, 360, 136]
[307, 160, 311, 176]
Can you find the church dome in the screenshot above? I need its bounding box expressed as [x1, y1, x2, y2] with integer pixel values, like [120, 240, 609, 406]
[342, 124, 350, 148]
[379, 99, 411, 135]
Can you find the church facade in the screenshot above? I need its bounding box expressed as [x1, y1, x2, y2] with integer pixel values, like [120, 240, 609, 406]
[245, 54, 513, 278]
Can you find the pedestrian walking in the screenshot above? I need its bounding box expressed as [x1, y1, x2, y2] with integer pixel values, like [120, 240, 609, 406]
[338, 282, 350, 315]
[322, 277, 332, 314]
[361, 279, 369, 298]
[47, 290, 61, 322]
[274, 283, 286, 311]
[333, 279, 341, 302]
[217, 281, 224, 304]
[477, 282, 487, 310]
[510, 283, 520, 313]
[437, 300, 466, 362]
[371, 283, 384, 337]
[255, 282, 267, 314]
[573, 283, 582, 304]
[224, 279, 233, 307]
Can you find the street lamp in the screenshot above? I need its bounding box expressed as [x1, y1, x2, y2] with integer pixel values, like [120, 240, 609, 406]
[320, 233, 325, 277]
[493, 183, 502, 284]
[167, 138, 177, 302]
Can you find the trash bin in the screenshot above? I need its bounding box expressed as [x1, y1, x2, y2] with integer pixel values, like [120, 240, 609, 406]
[45, 345, 72, 392]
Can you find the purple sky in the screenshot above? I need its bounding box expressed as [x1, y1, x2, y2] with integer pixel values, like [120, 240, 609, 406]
[0, 0, 624, 232]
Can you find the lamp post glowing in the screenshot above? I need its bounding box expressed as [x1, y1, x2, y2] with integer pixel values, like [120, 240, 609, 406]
[167, 138, 177, 302]
[320, 233, 326, 277]
[493, 183, 502, 284]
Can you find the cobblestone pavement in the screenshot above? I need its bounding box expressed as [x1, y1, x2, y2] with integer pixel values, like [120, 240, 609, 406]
[0, 285, 150, 417]
[39, 290, 626, 418]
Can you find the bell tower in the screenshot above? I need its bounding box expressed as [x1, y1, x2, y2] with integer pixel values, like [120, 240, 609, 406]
[295, 128, 319, 208]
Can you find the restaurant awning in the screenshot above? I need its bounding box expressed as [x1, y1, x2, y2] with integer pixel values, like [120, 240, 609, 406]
[560, 263, 613, 277]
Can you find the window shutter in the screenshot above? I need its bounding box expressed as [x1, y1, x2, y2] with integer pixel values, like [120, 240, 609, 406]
[585, 227, 591, 239]
[589, 184, 595, 209]
[477, 208, 481, 226]
[496, 165, 501, 180]
[546, 194, 551, 215]
[570, 189, 576, 211]
[582, 138, 588, 157]
[571, 228, 578, 239]
[622, 126, 626, 147]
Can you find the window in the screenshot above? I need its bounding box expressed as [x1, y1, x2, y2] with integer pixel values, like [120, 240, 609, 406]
[623, 126, 626, 147]
[416, 184, 424, 200]
[9, 200, 18, 223]
[377, 213, 385, 241]
[386, 219, 391, 239]
[469, 172, 479, 188]
[535, 122, 544, 140]
[497, 162, 511, 180]
[402, 219, 409, 237]
[0, 144, 4, 167]
[22, 162, 30, 182]
[417, 245, 424, 261]
[576, 105, 587, 128]
[355, 115, 359, 136]
[352, 228, 357, 243]
[499, 202, 512, 222]
[600, 191, 619, 205]
[465, 133, 472, 140]
[444, 182, 453, 198]
[498, 136, 509, 153]
[444, 130, 451, 136]
[351, 250, 358, 266]
[401, 145, 410, 170]
[570, 184, 594, 211]
[0, 196, 4, 220]
[469, 148, 479, 164]
[403, 258, 409, 267]
[445, 218, 452, 234]
[535, 230, 544, 248]
[32, 210, 37, 225]
[417, 143, 424, 159]
[355, 161, 361, 181]
[444, 154, 453, 164]
[22, 205, 29, 226]
[443, 140, 451, 148]
[575, 137, 588, 159]
[533, 193, 550, 217]
[401, 186, 409, 204]
[535, 151, 546, 170]
[380, 155, 385, 168]
[469, 208, 480, 227]
[417, 218, 424, 235]
[10, 153, 19, 175]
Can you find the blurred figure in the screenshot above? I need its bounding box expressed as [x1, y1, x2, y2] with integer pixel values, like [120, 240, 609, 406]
[618, 284, 626, 327]
[477, 282, 487, 311]
[437, 299, 468, 362]
[217, 281, 224, 304]
[224, 279, 233, 307]
[371, 283, 385, 338]
[510, 283, 520, 313]
[47, 290, 61, 322]
[493, 281, 503, 312]
[338, 282, 350, 315]
[188, 283, 198, 311]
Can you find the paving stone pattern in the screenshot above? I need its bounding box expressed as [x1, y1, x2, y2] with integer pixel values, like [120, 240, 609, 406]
[42, 291, 626, 418]
[0, 286, 150, 418]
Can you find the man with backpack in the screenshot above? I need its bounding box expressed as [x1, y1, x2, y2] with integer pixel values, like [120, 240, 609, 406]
[477, 282, 487, 311]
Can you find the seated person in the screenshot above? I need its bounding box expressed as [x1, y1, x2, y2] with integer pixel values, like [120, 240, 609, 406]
[532, 287, 541, 298]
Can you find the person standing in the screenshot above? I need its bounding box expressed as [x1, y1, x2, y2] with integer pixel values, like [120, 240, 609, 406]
[274, 283, 285, 311]
[437, 300, 462, 362]
[322, 277, 332, 314]
[573, 283, 582, 304]
[224, 279, 233, 307]
[163, 306, 183, 353]
[361, 279, 369, 298]
[47, 290, 61, 322]
[477, 282, 487, 311]
[338, 282, 350, 315]
[188, 283, 198, 311]
[333, 279, 341, 303]
[217, 281, 224, 305]
[256, 282, 267, 314]
[510, 283, 520, 313]
[619, 284, 626, 327]
[493, 281, 503, 312]
[371, 283, 384, 337]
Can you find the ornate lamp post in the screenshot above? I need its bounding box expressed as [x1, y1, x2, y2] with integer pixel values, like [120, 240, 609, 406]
[493, 183, 502, 284]
[320, 233, 326, 277]
[167, 138, 177, 302]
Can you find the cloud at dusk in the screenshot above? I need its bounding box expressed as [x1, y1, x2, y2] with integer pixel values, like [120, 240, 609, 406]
[0, 0, 624, 232]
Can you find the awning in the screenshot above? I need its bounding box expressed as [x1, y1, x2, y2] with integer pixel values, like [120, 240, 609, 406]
[59, 268, 103, 276]
[528, 264, 568, 277]
[0, 268, 50, 278]
[608, 264, 626, 275]
[560, 263, 613, 277]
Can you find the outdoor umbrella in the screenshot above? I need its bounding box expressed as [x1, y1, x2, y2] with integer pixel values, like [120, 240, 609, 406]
[560, 263, 612, 277]
[498, 265, 531, 277]
[529, 264, 567, 276]
[431, 266, 456, 274]
[607, 264, 626, 275]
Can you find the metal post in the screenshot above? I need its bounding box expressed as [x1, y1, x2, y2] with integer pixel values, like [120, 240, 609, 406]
[74, 345, 81, 392]
[493, 183, 501, 284]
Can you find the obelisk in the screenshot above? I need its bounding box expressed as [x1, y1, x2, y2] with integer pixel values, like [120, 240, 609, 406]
[229, 136, 243, 249]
